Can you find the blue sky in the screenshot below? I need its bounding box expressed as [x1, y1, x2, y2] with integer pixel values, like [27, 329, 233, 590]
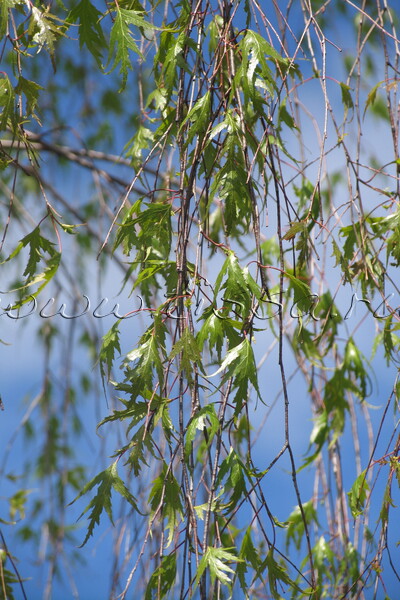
[1, 1, 400, 598]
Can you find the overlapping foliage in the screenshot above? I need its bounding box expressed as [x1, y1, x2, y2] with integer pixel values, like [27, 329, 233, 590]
[1, 1, 400, 598]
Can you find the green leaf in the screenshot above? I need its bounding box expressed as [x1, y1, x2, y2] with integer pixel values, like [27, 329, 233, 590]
[114, 200, 172, 257]
[216, 448, 247, 513]
[107, 7, 145, 91]
[207, 339, 248, 379]
[28, 5, 66, 61]
[347, 470, 369, 518]
[2, 227, 50, 274]
[214, 251, 253, 311]
[278, 100, 297, 129]
[207, 338, 261, 411]
[343, 338, 370, 399]
[195, 546, 243, 590]
[0, 561, 18, 600]
[0, 74, 16, 131]
[340, 82, 354, 110]
[179, 91, 211, 146]
[148, 462, 183, 548]
[99, 394, 162, 434]
[210, 124, 253, 237]
[122, 423, 156, 476]
[237, 527, 263, 595]
[324, 369, 350, 447]
[260, 550, 303, 599]
[339, 223, 361, 262]
[99, 322, 121, 380]
[71, 461, 140, 547]
[197, 307, 225, 360]
[378, 315, 400, 364]
[185, 405, 219, 458]
[169, 327, 204, 382]
[364, 81, 382, 117]
[285, 271, 313, 317]
[145, 553, 177, 600]
[286, 501, 319, 551]
[381, 208, 400, 266]
[283, 220, 308, 241]
[125, 319, 166, 392]
[379, 480, 396, 527]
[154, 31, 188, 102]
[124, 125, 154, 168]
[331, 237, 352, 282]
[0, 0, 14, 39]
[67, 0, 107, 66]
[15, 76, 43, 118]
[313, 535, 335, 573]
[9, 489, 31, 521]
[238, 30, 275, 99]
[2, 227, 61, 300]
[300, 413, 329, 471]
